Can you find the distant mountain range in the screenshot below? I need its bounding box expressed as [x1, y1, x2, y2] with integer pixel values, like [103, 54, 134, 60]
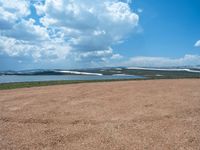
[0, 67, 200, 78]
[0, 69, 103, 76]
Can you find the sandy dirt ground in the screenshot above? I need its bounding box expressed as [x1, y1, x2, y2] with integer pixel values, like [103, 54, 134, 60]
[0, 79, 200, 150]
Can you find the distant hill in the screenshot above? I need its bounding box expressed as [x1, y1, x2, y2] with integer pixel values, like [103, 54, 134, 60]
[0, 66, 200, 79]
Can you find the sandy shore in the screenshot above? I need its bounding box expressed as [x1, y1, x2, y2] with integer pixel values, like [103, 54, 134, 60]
[0, 79, 200, 150]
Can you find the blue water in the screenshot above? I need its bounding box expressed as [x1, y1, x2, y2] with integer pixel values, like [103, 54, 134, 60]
[0, 75, 144, 83]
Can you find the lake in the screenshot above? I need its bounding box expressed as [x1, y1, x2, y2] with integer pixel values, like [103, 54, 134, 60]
[0, 75, 144, 83]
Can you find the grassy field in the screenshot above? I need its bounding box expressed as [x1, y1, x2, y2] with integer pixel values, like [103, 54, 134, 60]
[0, 79, 143, 90]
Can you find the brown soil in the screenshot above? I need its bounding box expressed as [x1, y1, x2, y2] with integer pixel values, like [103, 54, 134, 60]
[0, 79, 200, 150]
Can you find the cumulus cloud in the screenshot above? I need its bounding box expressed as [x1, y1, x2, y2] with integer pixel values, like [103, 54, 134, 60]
[0, 0, 139, 67]
[0, 35, 71, 61]
[74, 48, 122, 62]
[2, 19, 49, 41]
[35, 0, 139, 53]
[195, 40, 200, 47]
[123, 54, 200, 67]
[0, 0, 30, 29]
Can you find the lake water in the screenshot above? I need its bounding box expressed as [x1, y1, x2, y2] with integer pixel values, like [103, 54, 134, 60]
[0, 75, 144, 83]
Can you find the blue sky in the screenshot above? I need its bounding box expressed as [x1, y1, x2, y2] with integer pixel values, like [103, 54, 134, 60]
[0, 0, 200, 70]
[122, 0, 200, 57]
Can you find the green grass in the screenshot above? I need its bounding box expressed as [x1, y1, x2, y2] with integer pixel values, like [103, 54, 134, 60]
[0, 80, 82, 90]
[0, 79, 143, 90]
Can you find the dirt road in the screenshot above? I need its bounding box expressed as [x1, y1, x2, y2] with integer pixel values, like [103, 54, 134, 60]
[0, 79, 200, 149]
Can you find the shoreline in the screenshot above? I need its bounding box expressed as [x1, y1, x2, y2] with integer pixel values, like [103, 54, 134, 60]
[1, 77, 200, 90]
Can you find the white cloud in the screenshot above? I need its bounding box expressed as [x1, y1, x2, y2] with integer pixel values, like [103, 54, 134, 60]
[137, 8, 143, 13]
[0, 36, 71, 61]
[35, 0, 139, 52]
[195, 40, 200, 47]
[0, 0, 139, 67]
[2, 19, 49, 41]
[0, 0, 30, 29]
[123, 55, 200, 67]
[75, 48, 114, 62]
[111, 54, 123, 59]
